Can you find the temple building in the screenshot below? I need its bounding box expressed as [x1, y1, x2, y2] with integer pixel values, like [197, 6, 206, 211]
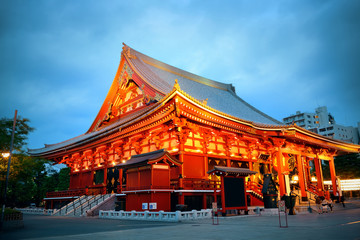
[29, 44, 360, 213]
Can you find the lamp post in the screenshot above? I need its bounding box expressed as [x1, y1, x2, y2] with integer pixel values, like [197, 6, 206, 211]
[1, 110, 17, 229]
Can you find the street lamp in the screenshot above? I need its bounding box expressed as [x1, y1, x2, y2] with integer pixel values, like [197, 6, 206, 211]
[0, 110, 17, 230]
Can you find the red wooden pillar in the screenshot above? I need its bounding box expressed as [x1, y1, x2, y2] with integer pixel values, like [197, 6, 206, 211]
[277, 149, 286, 196]
[103, 153, 108, 194]
[220, 175, 225, 215]
[178, 141, 185, 205]
[119, 168, 123, 193]
[202, 193, 207, 209]
[248, 161, 254, 182]
[226, 158, 231, 167]
[313, 157, 324, 196]
[304, 157, 311, 184]
[91, 157, 95, 189]
[329, 156, 338, 197]
[296, 155, 307, 200]
[204, 156, 208, 178]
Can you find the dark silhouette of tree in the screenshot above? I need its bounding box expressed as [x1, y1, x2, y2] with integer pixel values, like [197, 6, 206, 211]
[0, 116, 69, 207]
[322, 153, 360, 180]
[0, 116, 34, 152]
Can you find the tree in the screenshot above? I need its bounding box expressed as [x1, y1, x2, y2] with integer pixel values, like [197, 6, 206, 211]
[322, 153, 360, 180]
[0, 116, 34, 152]
[0, 153, 49, 207]
[0, 116, 70, 207]
[57, 167, 70, 191]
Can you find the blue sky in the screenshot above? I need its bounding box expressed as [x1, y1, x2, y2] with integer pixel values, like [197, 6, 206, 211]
[1, 0, 359, 150]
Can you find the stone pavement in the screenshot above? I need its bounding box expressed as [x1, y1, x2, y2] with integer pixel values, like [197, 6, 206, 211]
[2, 200, 360, 240]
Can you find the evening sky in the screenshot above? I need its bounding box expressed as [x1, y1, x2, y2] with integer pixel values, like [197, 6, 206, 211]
[1, 0, 359, 150]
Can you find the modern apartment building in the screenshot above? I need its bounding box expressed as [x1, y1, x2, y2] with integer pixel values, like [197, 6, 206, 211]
[283, 106, 360, 144]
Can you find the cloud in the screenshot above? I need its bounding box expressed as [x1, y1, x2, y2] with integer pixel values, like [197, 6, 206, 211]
[1, 0, 359, 149]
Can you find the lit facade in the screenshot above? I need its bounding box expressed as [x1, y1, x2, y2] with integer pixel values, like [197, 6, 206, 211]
[29, 44, 360, 212]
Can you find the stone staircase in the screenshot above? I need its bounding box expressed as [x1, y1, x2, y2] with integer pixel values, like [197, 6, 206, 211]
[292, 188, 319, 213]
[52, 194, 114, 217]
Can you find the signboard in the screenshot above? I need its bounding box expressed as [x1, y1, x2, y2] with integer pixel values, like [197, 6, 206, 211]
[142, 203, 148, 210]
[279, 200, 286, 212]
[212, 202, 217, 212]
[149, 202, 157, 210]
[278, 200, 288, 228]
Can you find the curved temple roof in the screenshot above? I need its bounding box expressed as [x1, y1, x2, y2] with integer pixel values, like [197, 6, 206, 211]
[28, 44, 360, 156]
[126, 45, 281, 125]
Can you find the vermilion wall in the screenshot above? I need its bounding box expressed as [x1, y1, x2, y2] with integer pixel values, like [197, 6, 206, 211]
[126, 192, 171, 211]
[69, 173, 80, 189]
[183, 154, 205, 178]
[127, 170, 139, 189]
[152, 167, 170, 188]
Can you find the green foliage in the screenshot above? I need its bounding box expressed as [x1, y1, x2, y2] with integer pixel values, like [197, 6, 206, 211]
[0, 115, 70, 208]
[334, 153, 360, 179]
[0, 116, 34, 152]
[4, 208, 20, 214]
[322, 153, 360, 180]
[0, 153, 49, 207]
[58, 167, 70, 190]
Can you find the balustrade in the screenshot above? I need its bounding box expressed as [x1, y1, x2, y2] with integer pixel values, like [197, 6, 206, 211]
[99, 209, 212, 222]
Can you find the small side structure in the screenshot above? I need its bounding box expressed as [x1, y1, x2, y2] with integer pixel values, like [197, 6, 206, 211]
[207, 166, 256, 215]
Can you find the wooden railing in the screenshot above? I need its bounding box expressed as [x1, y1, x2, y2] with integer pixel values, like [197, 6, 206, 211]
[46, 178, 228, 197]
[183, 178, 221, 189]
[307, 183, 319, 196]
[246, 181, 263, 197]
[46, 186, 106, 198]
[4, 212, 23, 221]
[46, 189, 86, 198]
[124, 185, 171, 191]
[171, 179, 221, 190]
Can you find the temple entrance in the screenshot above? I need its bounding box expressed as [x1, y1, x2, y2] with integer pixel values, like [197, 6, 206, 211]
[208, 166, 257, 215]
[223, 177, 246, 208]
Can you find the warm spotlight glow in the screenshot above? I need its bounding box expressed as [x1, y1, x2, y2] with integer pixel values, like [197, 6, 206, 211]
[311, 176, 317, 182]
[122, 160, 126, 163]
[293, 175, 299, 181]
[169, 148, 179, 153]
[112, 161, 115, 165]
[1, 153, 10, 158]
[324, 179, 360, 191]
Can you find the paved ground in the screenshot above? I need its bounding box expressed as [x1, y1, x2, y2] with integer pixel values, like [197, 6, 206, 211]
[2, 200, 360, 240]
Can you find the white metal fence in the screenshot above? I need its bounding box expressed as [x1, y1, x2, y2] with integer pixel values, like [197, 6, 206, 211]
[15, 208, 54, 215]
[99, 209, 212, 222]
